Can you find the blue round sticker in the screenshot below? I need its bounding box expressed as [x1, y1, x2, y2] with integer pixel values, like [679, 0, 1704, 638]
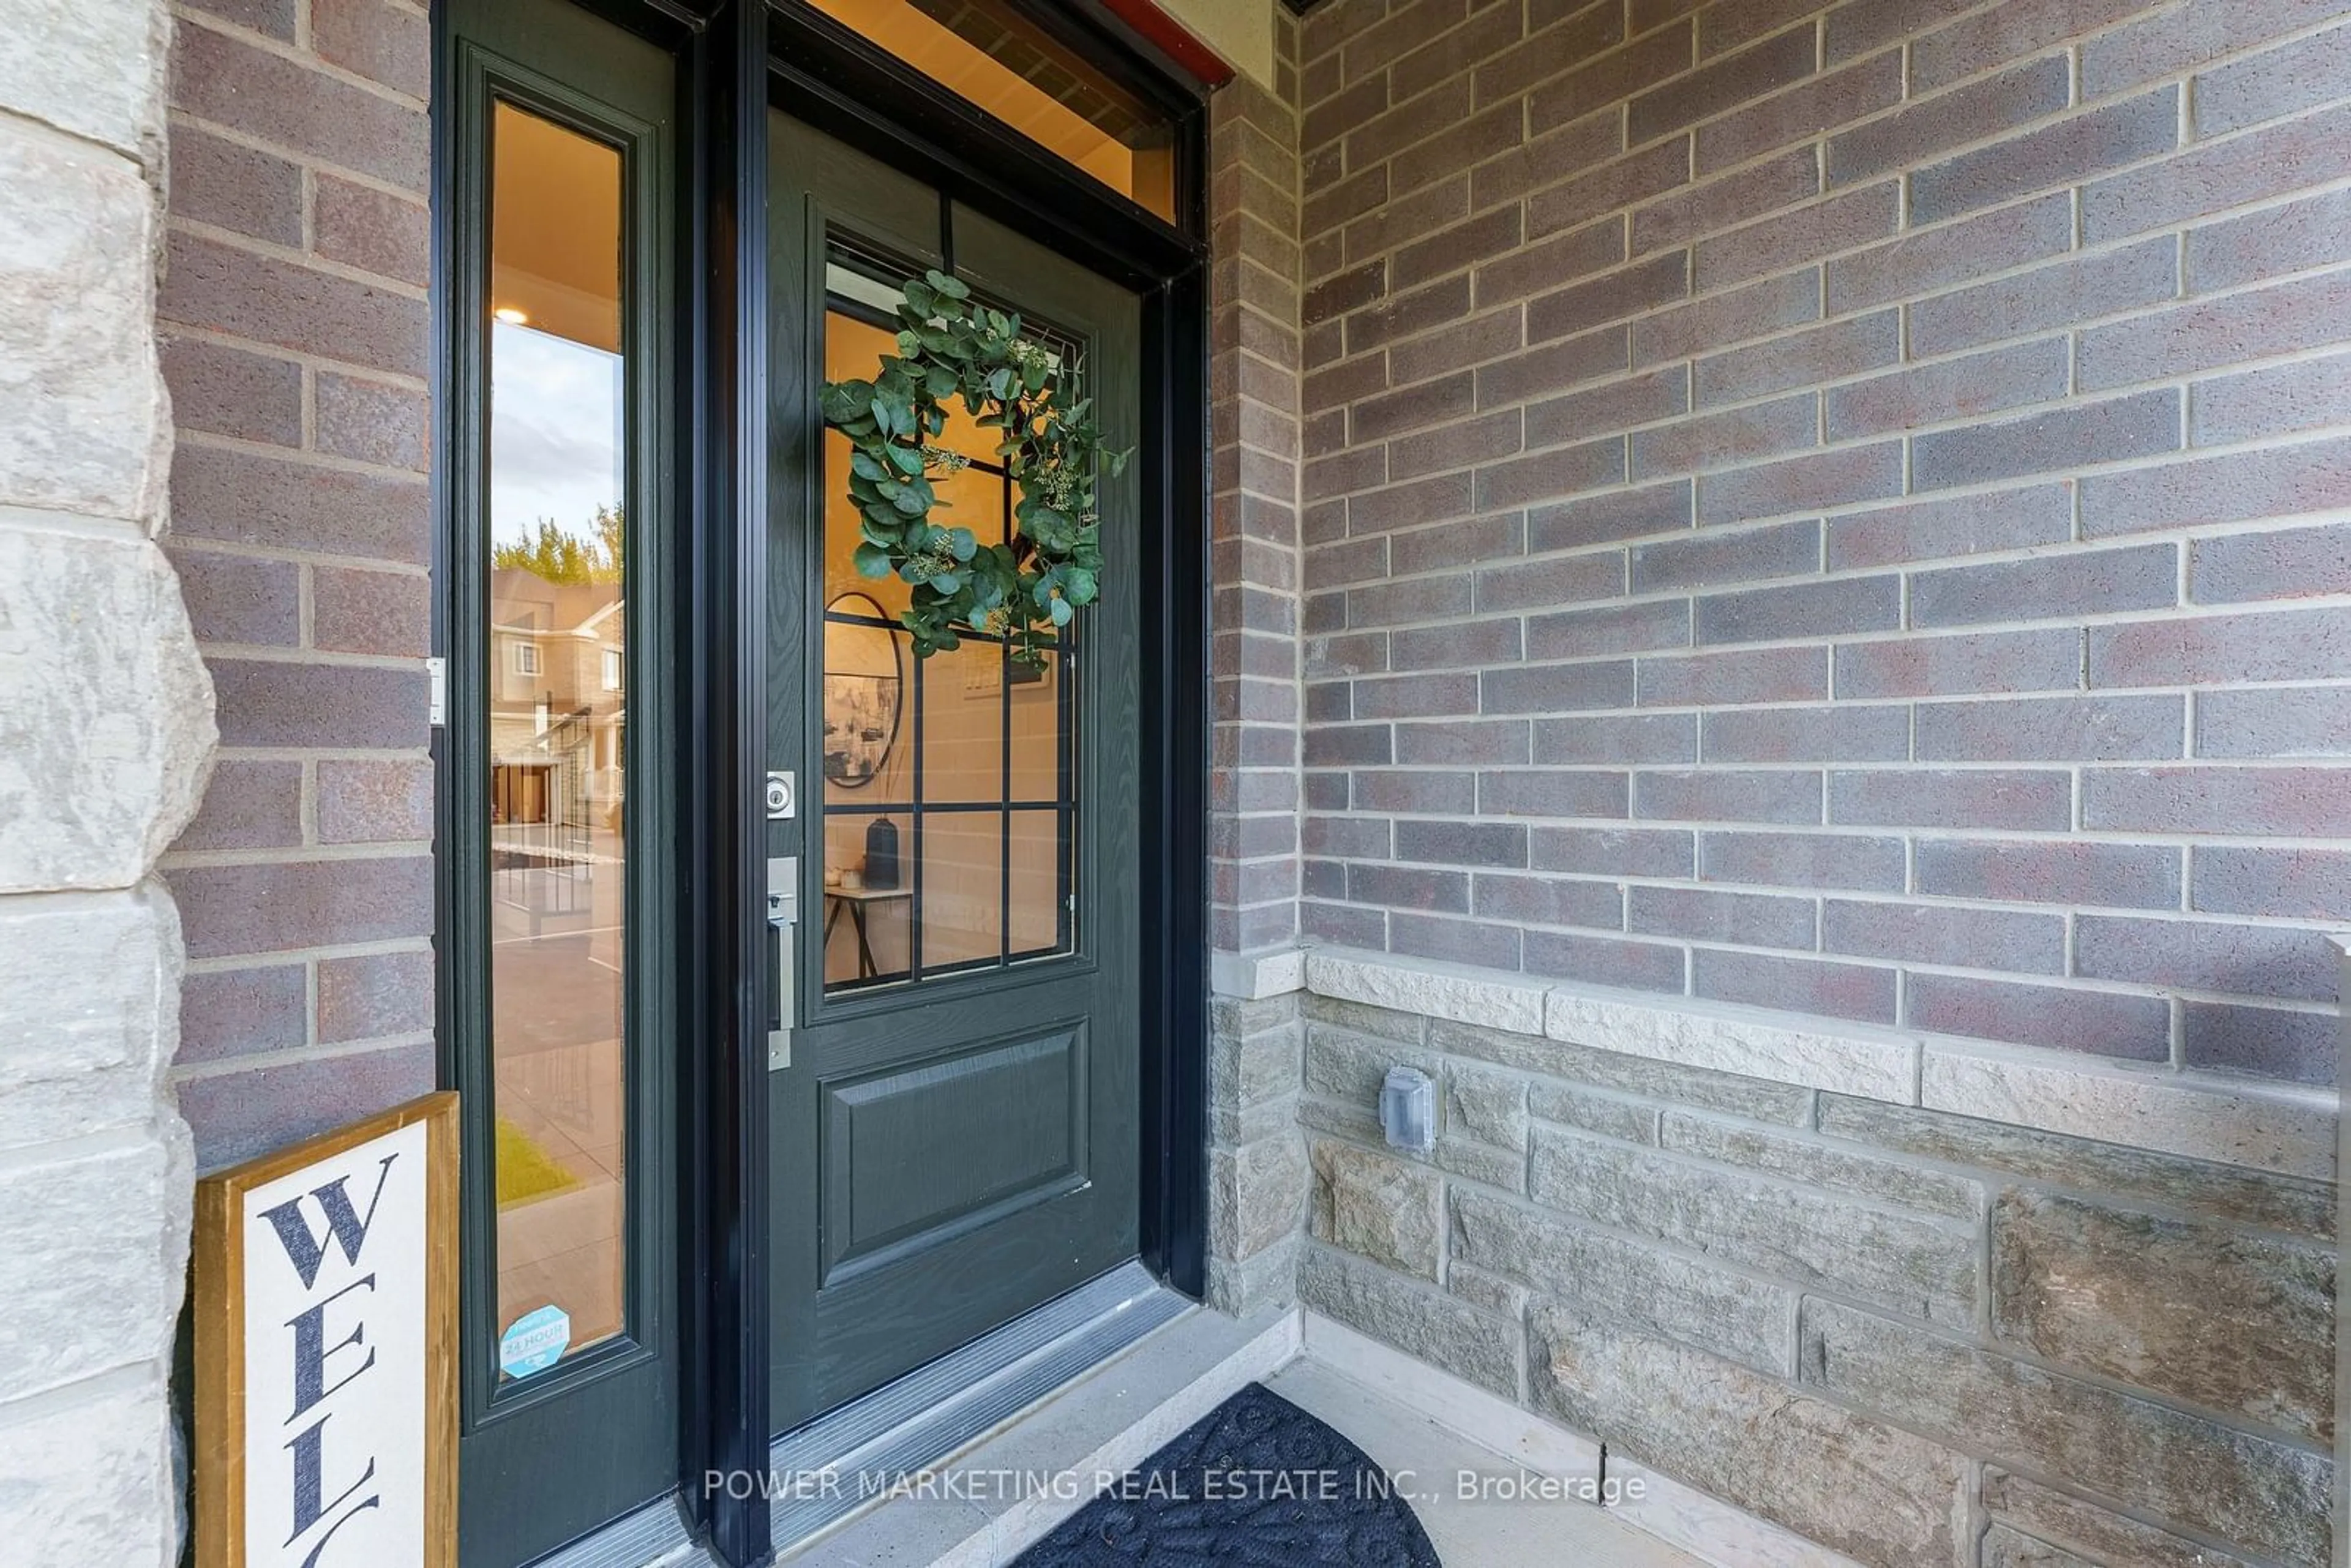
[500, 1304, 571, 1379]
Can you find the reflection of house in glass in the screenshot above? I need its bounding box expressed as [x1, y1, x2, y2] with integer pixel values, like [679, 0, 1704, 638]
[488, 558, 628, 1352]
[490, 569, 626, 884]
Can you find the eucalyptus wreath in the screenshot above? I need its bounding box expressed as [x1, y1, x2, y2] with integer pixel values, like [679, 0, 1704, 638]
[819, 268, 1126, 666]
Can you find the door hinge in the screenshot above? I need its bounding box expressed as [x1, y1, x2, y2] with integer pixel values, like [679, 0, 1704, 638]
[426, 656, 446, 727]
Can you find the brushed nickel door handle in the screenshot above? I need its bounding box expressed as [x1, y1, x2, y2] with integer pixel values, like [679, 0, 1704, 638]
[767, 855, 798, 1069]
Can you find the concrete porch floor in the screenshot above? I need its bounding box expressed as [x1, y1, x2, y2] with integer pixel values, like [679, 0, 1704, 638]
[777, 1302, 1736, 1568]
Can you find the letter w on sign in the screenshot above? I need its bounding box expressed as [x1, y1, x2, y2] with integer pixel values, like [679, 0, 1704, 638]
[259, 1154, 400, 1290]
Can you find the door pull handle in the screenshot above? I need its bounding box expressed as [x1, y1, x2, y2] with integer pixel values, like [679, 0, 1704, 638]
[767, 855, 798, 1070]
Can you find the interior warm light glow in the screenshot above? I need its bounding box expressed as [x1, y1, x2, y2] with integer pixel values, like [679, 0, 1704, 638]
[811, 0, 1175, 220]
[492, 104, 625, 351]
[494, 306, 530, 324]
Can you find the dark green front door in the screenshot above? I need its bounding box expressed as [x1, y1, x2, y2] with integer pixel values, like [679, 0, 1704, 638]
[763, 113, 1145, 1433]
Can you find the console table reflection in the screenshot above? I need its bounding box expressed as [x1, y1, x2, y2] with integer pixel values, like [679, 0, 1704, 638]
[823, 884, 910, 981]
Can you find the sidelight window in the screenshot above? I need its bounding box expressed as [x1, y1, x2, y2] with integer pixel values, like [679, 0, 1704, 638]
[481, 99, 632, 1372]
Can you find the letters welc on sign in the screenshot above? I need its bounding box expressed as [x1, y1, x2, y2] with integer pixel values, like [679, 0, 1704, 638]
[193, 1092, 457, 1568]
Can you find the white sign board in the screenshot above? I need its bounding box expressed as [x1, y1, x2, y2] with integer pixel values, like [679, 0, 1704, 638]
[196, 1093, 457, 1568]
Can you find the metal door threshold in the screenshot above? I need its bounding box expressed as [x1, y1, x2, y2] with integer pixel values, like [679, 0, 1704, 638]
[527, 1491, 710, 1568]
[523, 1262, 1181, 1568]
[768, 1259, 1187, 1550]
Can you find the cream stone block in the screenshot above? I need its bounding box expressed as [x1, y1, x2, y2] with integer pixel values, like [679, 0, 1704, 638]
[0, 1131, 187, 1401]
[0, 528, 216, 891]
[1546, 988, 1918, 1103]
[0, 1367, 180, 1566]
[1210, 943, 1305, 1000]
[1210, 1129, 1308, 1263]
[1922, 1043, 2336, 1182]
[0, 883, 185, 1151]
[0, 116, 170, 528]
[1310, 1138, 1441, 1280]
[0, 0, 169, 162]
[1539, 1310, 1970, 1567]
[1304, 946, 1549, 1035]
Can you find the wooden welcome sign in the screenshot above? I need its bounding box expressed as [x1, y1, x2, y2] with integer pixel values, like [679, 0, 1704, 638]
[193, 1092, 459, 1567]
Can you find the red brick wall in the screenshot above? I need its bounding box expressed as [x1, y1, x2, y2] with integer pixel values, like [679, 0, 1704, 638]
[161, 0, 436, 1166]
[1294, 0, 2351, 1084]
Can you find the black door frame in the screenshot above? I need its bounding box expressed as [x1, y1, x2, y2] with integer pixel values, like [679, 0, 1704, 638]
[435, 3, 1212, 1564]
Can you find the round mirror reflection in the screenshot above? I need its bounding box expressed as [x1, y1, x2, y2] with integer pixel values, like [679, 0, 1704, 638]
[823, 591, 901, 789]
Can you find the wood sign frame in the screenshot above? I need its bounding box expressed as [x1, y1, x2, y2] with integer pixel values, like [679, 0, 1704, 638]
[193, 1091, 459, 1567]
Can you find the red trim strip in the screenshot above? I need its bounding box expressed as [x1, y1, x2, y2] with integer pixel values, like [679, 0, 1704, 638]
[1098, 0, 1237, 88]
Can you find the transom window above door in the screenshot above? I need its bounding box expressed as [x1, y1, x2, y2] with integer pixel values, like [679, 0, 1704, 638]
[803, 0, 1180, 221]
[817, 256, 1081, 993]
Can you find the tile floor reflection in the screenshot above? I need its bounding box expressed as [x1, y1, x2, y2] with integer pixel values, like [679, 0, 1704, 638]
[490, 828, 625, 1363]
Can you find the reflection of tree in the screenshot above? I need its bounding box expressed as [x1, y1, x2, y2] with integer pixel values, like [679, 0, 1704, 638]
[495, 505, 624, 584]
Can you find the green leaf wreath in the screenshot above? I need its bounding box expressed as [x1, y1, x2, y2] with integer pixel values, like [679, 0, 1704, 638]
[819, 268, 1127, 666]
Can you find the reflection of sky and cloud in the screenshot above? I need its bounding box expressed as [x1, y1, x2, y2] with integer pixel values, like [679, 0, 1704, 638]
[490, 320, 623, 547]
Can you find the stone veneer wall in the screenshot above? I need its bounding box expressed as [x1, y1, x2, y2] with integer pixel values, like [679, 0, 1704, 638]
[1287, 0, 2351, 1087]
[0, 0, 219, 1560]
[157, 0, 437, 1167]
[1292, 953, 2334, 1568]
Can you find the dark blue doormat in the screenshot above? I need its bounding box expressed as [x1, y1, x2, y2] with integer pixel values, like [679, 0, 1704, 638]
[1013, 1382, 1442, 1566]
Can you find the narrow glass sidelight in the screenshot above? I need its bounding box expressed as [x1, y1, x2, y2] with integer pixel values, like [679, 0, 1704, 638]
[817, 261, 1080, 992]
[482, 100, 629, 1371]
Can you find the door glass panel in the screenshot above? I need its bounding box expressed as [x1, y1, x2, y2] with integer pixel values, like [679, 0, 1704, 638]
[918, 813, 1005, 972]
[1007, 809, 1068, 957]
[484, 100, 629, 1372]
[924, 640, 1008, 803]
[819, 258, 1079, 992]
[928, 457, 1008, 537]
[823, 427, 910, 618]
[1007, 649, 1065, 801]
[821, 593, 908, 802]
[822, 809, 912, 985]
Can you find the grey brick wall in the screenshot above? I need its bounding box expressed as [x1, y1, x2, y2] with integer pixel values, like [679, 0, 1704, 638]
[1212, 14, 1310, 959]
[159, 0, 435, 1167]
[1206, 12, 1315, 1319]
[1292, 0, 2351, 1085]
[1297, 989, 2334, 1568]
